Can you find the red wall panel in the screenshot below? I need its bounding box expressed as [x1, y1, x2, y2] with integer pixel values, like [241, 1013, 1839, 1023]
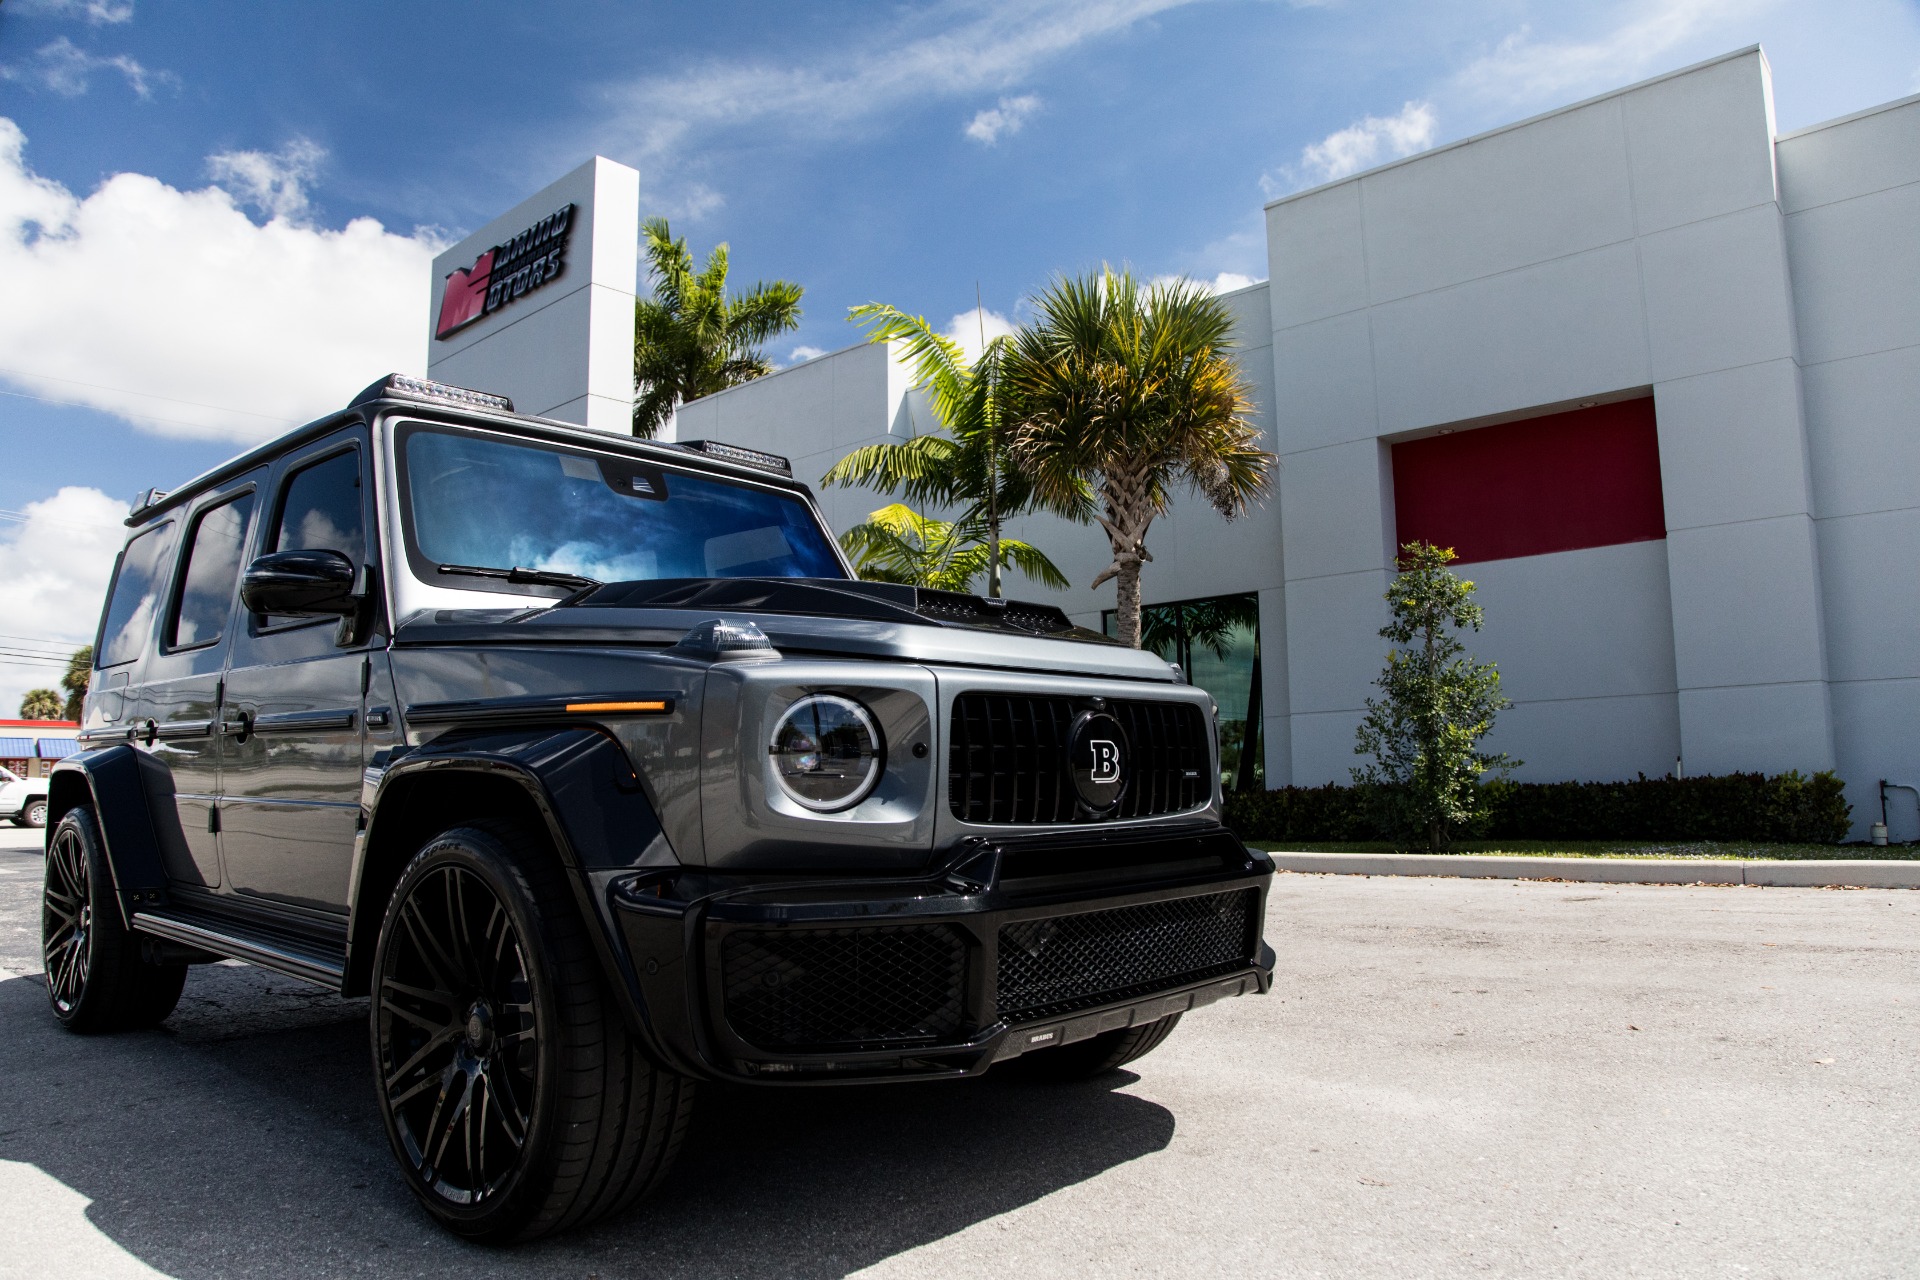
[1390, 398, 1665, 565]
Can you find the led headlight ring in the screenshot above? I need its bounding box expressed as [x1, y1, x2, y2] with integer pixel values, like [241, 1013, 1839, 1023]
[768, 694, 885, 812]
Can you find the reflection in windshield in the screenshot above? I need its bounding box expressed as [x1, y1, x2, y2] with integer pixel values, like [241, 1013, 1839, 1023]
[402, 428, 844, 587]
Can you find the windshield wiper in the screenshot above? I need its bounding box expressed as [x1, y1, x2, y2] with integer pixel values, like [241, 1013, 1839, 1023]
[437, 563, 602, 592]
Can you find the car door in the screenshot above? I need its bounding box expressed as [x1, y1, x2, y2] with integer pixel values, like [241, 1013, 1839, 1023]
[136, 476, 261, 890]
[216, 428, 376, 914]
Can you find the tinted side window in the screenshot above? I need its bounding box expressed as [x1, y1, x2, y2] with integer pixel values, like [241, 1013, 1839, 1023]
[261, 450, 365, 628]
[97, 523, 174, 668]
[168, 493, 255, 649]
[271, 449, 365, 562]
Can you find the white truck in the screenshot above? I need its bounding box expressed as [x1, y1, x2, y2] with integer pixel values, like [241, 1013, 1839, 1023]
[0, 767, 49, 828]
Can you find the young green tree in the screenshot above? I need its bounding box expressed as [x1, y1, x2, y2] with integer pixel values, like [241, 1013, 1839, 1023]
[1351, 542, 1518, 851]
[60, 645, 91, 721]
[838, 504, 1068, 594]
[19, 688, 63, 720]
[821, 303, 1087, 598]
[1003, 268, 1273, 646]
[632, 217, 803, 438]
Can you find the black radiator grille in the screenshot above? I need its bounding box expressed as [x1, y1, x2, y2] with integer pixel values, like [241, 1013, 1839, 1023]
[995, 889, 1257, 1024]
[948, 693, 1210, 824]
[721, 925, 968, 1052]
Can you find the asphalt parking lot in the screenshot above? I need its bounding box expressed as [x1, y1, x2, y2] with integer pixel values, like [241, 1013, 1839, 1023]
[0, 822, 1914, 1279]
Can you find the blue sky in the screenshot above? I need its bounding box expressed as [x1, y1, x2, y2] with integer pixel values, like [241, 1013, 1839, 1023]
[0, 0, 1917, 702]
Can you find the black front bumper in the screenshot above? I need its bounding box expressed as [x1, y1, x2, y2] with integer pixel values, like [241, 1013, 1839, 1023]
[606, 823, 1275, 1084]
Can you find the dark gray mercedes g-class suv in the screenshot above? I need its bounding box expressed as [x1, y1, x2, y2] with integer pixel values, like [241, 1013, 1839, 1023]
[41, 374, 1275, 1240]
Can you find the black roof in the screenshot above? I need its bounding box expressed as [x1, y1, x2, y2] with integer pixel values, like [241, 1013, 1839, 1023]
[126, 374, 813, 528]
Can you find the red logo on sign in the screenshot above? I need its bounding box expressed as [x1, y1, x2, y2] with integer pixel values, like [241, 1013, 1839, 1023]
[435, 249, 494, 339]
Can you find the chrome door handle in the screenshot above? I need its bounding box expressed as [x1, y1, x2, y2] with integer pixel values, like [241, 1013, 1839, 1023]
[219, 709, 252, 741]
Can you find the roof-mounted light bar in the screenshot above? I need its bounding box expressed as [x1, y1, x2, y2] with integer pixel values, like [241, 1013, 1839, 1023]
[675, 439, 792, 477]
[350, 373, 514, 414]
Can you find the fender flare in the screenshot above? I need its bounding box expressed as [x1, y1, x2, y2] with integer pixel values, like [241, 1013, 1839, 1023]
[46, 746, 176, 927]
[348, 725, 676, 1056]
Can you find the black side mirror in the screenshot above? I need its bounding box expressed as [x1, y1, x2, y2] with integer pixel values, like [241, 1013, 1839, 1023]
[241, 549, 359, 617]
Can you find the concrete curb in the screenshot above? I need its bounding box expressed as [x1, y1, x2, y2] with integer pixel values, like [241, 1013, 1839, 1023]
[1259, 850, 1920, 889]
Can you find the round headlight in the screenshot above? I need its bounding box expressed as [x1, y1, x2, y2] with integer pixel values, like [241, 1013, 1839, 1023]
[768, 694, 884, 812]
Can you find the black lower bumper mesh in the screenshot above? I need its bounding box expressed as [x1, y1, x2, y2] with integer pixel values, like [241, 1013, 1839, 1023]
[995, 890, 1258, 1024]
[721, 925, 968, 1051]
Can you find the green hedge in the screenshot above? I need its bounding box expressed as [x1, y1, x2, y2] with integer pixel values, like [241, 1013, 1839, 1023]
[1223, 771, 1852, 846]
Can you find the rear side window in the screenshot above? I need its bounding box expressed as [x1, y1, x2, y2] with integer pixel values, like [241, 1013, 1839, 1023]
[168, 492, 255, 649]
[97, 523, 174, 668]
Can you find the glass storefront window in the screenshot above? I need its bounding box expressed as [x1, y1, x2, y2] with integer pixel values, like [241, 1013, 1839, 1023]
[1104, 593, 1263, 792]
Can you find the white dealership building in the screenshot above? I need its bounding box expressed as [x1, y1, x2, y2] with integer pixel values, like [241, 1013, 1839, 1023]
[427, 48, 1920, 839]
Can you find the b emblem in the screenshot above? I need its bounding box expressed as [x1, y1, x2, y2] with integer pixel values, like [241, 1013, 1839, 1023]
[1068, 711, 1128, 814]
[1089, 739, 1121, 784]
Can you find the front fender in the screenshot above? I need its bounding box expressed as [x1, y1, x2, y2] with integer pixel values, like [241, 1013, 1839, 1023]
[46, 746, 176, 927]
[349, 726, 678, 1057]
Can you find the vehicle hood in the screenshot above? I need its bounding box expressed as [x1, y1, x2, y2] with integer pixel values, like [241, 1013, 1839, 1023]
[392, 578, 1179, 683]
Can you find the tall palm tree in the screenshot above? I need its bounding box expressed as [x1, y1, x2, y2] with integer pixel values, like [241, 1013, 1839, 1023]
[820, 304, 1088, 597]
[839, 504, 1068, 595]
[632, 217, 803, 438]
[1004, 268, 1274, 647]
[60, 645, 92, 721]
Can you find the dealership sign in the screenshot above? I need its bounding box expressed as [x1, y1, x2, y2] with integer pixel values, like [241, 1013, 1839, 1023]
[435, 204, 576, 339]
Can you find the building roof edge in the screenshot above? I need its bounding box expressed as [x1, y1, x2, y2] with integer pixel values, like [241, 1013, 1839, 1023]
[1775, 88, 1920, 143]
[1262, 44, 1766, 211]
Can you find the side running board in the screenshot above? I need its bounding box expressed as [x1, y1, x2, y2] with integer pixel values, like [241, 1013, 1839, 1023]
[131, 908, 347, 989]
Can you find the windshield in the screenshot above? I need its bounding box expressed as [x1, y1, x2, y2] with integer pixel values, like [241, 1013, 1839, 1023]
[398, 426, 845, 591]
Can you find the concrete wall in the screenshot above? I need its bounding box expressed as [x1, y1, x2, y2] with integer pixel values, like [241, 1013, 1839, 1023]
[1264, 47, 1836, 792]
[1777, 92, 1920, 838]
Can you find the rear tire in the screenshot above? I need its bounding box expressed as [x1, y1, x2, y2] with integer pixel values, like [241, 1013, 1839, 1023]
[1004, 1013, 1183, 1081]
[370, 821, 696, 1243]
[41, 806, 187, 1032]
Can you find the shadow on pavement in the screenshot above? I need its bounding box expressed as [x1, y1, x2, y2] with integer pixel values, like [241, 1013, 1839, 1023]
[0, 970, 1175, 1278]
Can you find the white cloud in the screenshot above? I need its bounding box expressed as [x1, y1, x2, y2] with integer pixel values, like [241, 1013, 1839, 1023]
[964, 94, 1041, 144]
[207, 137, 326, 224]
[1455, 0, 1777, 106]
[0, 117, 442, 442]
[787, 345, 827, 364]
[1262, 99, 1436, 196]
[0, 487, 128, 717]
[0, 36, 170, 98]
[943, 305, 1017, 362]
[662, 181, 724, 222]
[595, 0, 1198, 203]
[8, 0, 134, 24]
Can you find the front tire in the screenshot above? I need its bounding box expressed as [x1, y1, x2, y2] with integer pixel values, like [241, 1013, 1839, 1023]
[41, 806, 187, 1031]
[18, 798, 48, 828]
[370, 822, 695, 1243]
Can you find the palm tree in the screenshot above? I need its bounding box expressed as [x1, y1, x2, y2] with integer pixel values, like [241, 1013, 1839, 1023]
[1004, 268, 1274, 647]
[60, 645, 91, 721]
[19, 688, 63, 720]
[632, 217, 803, 438]
[820, 303, 1088, 597]
[840, 504, 1068, 595]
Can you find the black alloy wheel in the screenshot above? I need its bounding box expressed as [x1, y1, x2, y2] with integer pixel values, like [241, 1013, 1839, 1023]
[371, 823, 696, 1242]
[41, 806, 186, 1031]
[42, 817, 93, 1017]
[375, 862, 538, 1210]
